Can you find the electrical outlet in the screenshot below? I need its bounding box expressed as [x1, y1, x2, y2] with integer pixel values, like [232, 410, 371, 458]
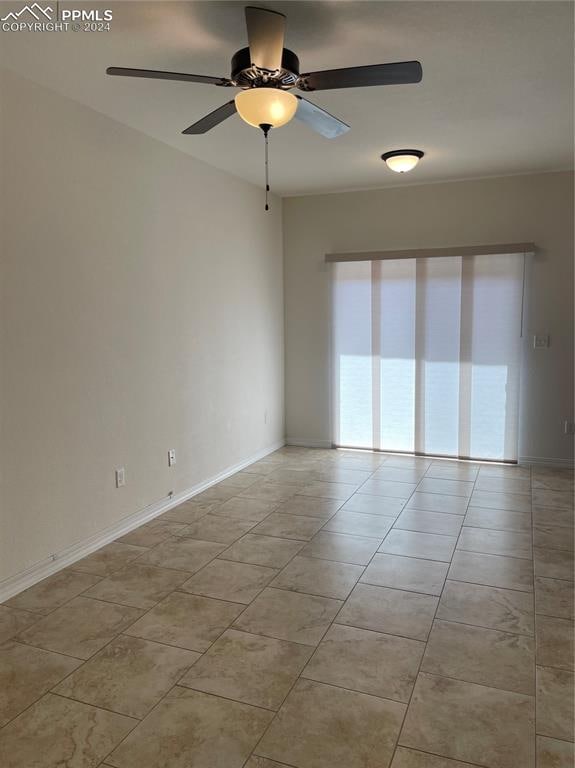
[564, 421, 575, 435]
[115, 467, 126, 488]
[168, 449, 176, 467]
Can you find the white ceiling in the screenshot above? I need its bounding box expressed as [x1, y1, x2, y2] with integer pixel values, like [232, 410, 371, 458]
[2, 1, 573, 195]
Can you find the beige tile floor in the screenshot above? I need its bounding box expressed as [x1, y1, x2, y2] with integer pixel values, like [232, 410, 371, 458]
[1, 447, 574, 768]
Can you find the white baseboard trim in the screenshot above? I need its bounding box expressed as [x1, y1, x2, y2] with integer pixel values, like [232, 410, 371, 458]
[286, 437, 333, 449]
[519, 455, 574, 469]
[0, 439, 285, 604]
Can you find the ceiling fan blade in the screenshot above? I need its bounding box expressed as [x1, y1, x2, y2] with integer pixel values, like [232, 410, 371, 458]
[295, 96, 350, 139]
[298, 60, 423, 91]
[182, 100, 237, 134]
[106, 67, 232, 87]
[245, 6, 286, 71]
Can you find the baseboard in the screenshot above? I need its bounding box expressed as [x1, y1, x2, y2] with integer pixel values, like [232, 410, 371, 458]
[0, 438, 285, 603]
[286, 437, 333, 449]
[519, 455, 574, 469]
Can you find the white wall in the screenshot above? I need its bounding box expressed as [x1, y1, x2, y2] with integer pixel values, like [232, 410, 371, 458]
[0, 69, 284, 584]
[283, 171, 574, 465]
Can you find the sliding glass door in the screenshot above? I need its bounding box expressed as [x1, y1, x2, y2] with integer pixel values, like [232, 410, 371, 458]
[332, 253, 524, 461]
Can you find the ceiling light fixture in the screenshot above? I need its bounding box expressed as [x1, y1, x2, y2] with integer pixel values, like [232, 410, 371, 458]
[381, 149, 424, 173]
[235, 88, 298, 130]
[234, 88, 298, 212]
[107, 6, 423, 211]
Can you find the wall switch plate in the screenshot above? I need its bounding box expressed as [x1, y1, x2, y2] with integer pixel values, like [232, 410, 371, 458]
[564, 421, 575, 435]
[168, 449, 176, 467]
[115, 467, 126, 488]
[533, 334, 550, 349]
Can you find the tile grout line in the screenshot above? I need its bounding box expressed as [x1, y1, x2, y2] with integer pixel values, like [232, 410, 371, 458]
[94, 457, 383, 766]
[0, 489, 297, 737]
[92, 466, 330, 766]
[0, 624, 149, 733]
[3, 450, 572, 765]
[95, 457, 385, 766]
[532, 476, 541, 750]
[245, 458, 472, 763]
[387, 453, 476, 765]
[244, 459, 391, 764]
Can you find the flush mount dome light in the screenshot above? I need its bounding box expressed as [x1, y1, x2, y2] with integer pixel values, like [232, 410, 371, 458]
[381, 149, 424, 173]
[235, 88, 298, 129]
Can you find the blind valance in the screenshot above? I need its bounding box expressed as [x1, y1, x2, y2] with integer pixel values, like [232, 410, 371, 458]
[325, 242, 536, 263]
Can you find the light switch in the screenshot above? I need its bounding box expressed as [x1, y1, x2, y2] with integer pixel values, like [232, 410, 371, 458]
[533, 334, 550, 349]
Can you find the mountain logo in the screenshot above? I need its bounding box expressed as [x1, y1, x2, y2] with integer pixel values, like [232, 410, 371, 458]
[1, 3, 53, 21]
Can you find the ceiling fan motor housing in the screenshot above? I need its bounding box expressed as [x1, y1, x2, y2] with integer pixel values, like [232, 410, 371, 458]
[231, 47, 300, 89]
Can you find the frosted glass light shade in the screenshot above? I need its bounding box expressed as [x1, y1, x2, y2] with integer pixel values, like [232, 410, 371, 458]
[382, 150, 424, 173]
[235, 88, 298, 129]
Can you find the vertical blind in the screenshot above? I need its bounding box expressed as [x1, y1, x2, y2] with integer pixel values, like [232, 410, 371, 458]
[332, 253, 524, 461]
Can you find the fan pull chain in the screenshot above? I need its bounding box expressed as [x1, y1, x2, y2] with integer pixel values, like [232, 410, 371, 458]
[265, 131, 269, 211]
[260, 123, 272, 212]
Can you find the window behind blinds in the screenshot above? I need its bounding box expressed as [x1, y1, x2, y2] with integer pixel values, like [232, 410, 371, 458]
[332, 253, 524, 461]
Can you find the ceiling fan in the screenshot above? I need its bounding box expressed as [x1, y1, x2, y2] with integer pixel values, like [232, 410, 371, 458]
[107, 5, 423, 139]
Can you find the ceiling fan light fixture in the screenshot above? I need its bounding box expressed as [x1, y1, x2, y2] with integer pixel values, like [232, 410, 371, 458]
[381, 149, 424, 173]
[235, 87, 298, 129]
